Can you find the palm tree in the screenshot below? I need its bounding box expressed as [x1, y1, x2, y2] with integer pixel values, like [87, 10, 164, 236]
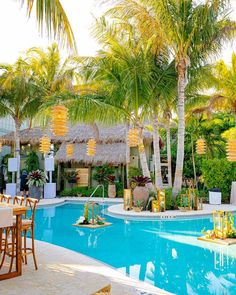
[0, 58, 43, 191]
[18, 0, 76, 51]
[146, 59, 176, 188]
[86, 19, 155, 185]
[106, 0, 236, 195]
[205, 53, 236, 122]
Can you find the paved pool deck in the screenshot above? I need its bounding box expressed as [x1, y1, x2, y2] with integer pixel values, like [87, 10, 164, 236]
[0, 239, 170, 295]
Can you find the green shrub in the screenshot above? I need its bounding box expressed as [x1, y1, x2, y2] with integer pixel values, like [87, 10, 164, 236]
[59, 181, 124, 198]
[128, 166, 142, 179]
[201, 159, 236, 202]
[116, 182, 124, 197]
[25, 151, 40, 172]
[93, 165, 115, 184]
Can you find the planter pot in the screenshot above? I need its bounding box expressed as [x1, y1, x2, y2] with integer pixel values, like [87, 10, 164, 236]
[133, 186, 149, 210]
[29, 185, 42, 201]
[108, 184, 116, 198]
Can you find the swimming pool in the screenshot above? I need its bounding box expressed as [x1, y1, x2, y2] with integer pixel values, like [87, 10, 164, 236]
[34, 202, 236, 295]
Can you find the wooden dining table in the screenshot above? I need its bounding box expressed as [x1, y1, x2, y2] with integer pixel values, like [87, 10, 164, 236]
[0, 202, 27, 280]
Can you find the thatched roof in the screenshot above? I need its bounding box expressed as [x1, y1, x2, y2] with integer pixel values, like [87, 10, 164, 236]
[0, 124, 153, 145]
[55, 142, 126, 165]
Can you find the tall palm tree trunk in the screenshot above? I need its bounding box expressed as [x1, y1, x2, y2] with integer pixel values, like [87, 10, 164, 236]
[153, 115, 163, 189]
[173, 59, 188, 196]
[14, 118, 21, 193]
[166, 116, 172, 187]
[125, 123, 130, 188]
[138, 129, 154, 191]
[191, 134, 197, 186]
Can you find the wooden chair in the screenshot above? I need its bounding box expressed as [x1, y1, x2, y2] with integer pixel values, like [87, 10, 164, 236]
[21, 197, 38, 270]
[0, 195, 11, 203]
[13, 196, 25, 206]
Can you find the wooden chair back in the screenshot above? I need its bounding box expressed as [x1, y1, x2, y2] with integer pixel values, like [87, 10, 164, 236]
[25, 198, 38, 222]
[13, 196, 25, 206]
[0, 194, 11, 203]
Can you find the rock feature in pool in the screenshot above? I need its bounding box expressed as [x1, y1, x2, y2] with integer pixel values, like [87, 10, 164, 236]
[73, 201, 112, 229]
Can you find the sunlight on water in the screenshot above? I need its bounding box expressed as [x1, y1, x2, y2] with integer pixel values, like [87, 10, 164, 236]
[34, 203, 236, 295]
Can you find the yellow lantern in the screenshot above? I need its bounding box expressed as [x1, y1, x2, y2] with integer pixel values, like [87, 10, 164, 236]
[196, 138, 206, 155]
[138, 143, 145, 153]
[213, 210, 229, 239]
[152, 200, 159, 213]
[39, 136, 51, 154]
[226, 139, 236, 162]
[51, 105, 68, 136]
[66, 143, 74, 157]
[158, 190, 166, 212]
[124, 189, 132, 211]
[128, 128, 139, 147]
[87, 138, 96, 156]
[0, 141, 2, 152]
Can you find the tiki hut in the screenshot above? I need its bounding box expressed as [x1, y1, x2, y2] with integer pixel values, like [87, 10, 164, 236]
[0, 124, 153, 145]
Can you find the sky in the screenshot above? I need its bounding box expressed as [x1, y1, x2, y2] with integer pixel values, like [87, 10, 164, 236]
[0, 0, 236, 64]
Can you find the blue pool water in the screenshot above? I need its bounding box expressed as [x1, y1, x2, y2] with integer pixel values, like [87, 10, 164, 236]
[34, 202, 236, 295]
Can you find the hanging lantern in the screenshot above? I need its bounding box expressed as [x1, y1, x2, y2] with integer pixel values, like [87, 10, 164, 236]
[226, 139, 236, 162]
[39, 136, 51, 154]
[66, 143, 74, 157]
[196, 138, 206, 155]
[51, 105, 68, 136]
[128, 128, 139, 147]
[138, 143, 145, 153]
[87, 138, 96, 156]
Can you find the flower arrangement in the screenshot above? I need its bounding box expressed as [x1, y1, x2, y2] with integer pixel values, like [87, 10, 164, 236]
[27, 170, 47, 187]
[130, 176, 152, 187]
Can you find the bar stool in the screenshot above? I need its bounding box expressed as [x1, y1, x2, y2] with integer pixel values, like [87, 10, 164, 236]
[13, 196, 25, 206]
[21, 198, 38, 270]
[0, 195, 11, 203]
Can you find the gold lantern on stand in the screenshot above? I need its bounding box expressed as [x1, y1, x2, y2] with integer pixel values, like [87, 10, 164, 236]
[39, 136, 51, 154]
[213, 210, 229, 239]
[51, 105, 68, 136]
[66, 143, 74, 157]
[128, 128, 139, 147]
[226, 139, 236, 162]
[124, 189, 132, 211]
[196, 138, 206, 155]
[158, 190, 166, 212]
[87, 138, 96, 156]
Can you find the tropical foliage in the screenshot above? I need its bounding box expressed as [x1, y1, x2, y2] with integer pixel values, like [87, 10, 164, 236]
[0, 1, 236, 200]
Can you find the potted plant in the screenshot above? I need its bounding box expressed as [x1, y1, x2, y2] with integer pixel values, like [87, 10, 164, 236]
[64, 170, 77, 184]
[27, 170, 47, 201]
[106, 175, 116, 198]
[130, 176, 152, 209]
[133, 200, 143, 212]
